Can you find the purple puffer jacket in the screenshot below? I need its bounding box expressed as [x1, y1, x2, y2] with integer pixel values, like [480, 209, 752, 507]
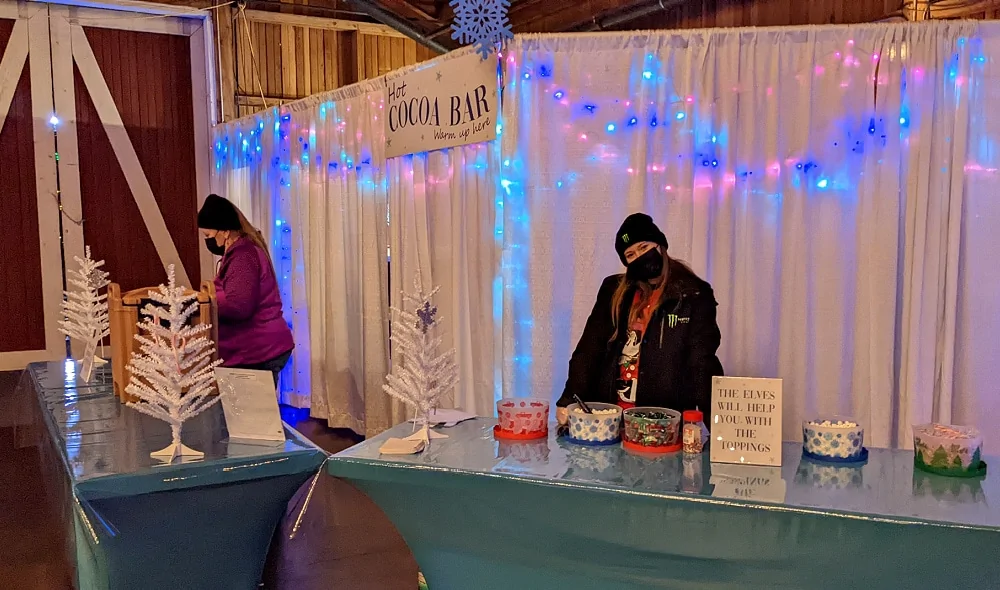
[214, 236, 294, 366]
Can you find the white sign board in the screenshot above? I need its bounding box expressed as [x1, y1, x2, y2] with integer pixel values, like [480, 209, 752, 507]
[709, 376, 783, 466]
[384, 51, 498, 158]
[215, 368, 285, 443]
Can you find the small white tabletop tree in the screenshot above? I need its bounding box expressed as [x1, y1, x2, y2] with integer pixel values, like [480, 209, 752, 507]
[125, 265, 223, 462]
[383, 274, 459, 446]
[59, 246, 110, 382]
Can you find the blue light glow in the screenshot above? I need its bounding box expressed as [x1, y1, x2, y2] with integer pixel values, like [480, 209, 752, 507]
[553, 90, 565, 99]
[817, 178, 829, 188]
[606, 123, 616, 132]
[628, 117, 637, 126]
[676, 112, 685, 120]
[643, 71, 653, 80]
[523, 72, 530, 79]
[711, 135, 717, 143]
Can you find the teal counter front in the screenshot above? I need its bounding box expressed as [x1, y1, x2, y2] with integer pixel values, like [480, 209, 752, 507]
[20, 361, 326, 590]
[328, 418, 999, 590]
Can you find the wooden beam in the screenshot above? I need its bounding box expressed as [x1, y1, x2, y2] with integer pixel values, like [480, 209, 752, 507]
[236, 93, 300, 107]
[28, 3, 67, 367]
[243, 9, 409, 38]
[214, 3, 237, 122]
[48, 8, 86, 359]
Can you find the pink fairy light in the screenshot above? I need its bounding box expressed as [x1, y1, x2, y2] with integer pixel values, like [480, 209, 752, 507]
[579, 133, 588, 141]
[664, 185, 673, 191]
[964, 163, 997, 173]
[686, 96, 694, 103]
[872, 53, 880, 62]
[627, 167, 635, 174]
[815, 66, 825, 75]
[768, 162, 781, 175]
[724, 173, 736, 185]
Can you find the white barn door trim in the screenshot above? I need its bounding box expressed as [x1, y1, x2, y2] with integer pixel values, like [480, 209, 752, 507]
[0, 3, 66, 370]
[0, 1, 216, 370]
[50, 1, 217, 295]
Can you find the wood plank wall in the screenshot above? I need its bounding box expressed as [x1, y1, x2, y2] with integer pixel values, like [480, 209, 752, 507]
[0, 19, 46, 353]
[219, 7, 440, 121]
[623, 0, 898, 29]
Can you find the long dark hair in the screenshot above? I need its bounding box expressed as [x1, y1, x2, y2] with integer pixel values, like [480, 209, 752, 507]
[608, 252, 695, 343]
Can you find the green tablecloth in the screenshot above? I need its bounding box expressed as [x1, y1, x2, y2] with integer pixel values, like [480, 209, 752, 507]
[329, 418, 999, 590]
[23, 360, 326, 590]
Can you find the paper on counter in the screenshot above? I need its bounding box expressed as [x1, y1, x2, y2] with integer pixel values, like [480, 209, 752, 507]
[408, 408, 477, 427]
[379, 437, 427, 455]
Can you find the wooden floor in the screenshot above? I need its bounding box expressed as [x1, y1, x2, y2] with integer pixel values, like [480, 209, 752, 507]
[0, 371, 418, 590]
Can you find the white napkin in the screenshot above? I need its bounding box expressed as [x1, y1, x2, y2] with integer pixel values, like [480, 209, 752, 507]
[379, 437, 426, 455]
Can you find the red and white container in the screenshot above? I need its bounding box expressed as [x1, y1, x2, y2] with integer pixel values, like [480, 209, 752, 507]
[494, 398, 550, 440]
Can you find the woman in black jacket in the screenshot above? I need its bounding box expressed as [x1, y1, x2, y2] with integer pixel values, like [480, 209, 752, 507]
[556, 213, 724, 426]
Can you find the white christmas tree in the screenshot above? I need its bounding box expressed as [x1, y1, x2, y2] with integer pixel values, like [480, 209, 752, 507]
[125, 265, 223, 462]
[58, 246, 110, 382]
[384, 275, 459, 446]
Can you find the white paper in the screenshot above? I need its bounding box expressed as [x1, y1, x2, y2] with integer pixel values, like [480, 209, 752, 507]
[215, 368, 285, 443]
[379, 437, 426, 455]
[709, 376, 783, 466]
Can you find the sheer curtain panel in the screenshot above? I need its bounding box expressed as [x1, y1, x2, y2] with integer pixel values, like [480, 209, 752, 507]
[501, 23, 994, 449]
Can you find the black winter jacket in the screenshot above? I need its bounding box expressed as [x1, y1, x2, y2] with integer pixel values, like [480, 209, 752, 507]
[557, 259, 724, 414]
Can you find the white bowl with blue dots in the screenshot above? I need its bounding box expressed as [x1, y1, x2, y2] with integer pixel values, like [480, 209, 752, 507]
[802, 418, 864, 460]
[567, 403, 622, 444]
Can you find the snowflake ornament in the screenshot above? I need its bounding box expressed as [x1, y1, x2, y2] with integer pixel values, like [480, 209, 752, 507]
[416, 302, 437, 334]
[450, 0, 513, 60]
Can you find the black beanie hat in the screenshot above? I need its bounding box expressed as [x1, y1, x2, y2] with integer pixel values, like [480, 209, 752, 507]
[615, 213, 668, 265]
[197, 194, 242, 231]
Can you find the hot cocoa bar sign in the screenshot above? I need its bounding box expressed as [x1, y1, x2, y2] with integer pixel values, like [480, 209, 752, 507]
[384, 51, 497, 158]
[709, 377, 783, 466]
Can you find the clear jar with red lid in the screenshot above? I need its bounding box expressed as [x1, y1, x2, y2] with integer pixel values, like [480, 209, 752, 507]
[682, 409, 705, 454]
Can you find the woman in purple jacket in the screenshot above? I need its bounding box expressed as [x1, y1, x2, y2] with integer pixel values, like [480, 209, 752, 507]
[197, 194, 294, 386]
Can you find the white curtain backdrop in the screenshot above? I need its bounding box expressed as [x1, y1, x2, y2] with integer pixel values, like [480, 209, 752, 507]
[387, 142, 500, 416]
[501, 23, 999, 450]
[211, 50, 499, 433]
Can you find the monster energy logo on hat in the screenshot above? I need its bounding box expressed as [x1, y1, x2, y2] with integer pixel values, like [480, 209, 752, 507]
[621, 233, 629, 243]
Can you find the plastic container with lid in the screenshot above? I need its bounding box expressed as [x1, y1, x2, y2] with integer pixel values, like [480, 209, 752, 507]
[682, 409, 705, 454]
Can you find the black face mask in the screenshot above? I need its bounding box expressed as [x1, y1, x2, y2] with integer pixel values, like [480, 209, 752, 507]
[205, 237, 226, 256]
[626, 248, 664, 282]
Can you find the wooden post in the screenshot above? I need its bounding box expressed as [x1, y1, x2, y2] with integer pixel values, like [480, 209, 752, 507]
[214, 4, 237, 123]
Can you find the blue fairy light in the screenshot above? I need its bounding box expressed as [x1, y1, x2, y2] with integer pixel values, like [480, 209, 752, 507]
[523, 72, 530, 80]
[628, 117, 638, 126]
[554, 90, 565, 100]
[817, 178, 829, 188]
[643, 71, 653, 80]
[650, 116, 658, 127]
[606, 123, 616, 132]
[676, 112, 685, 120]
[584, 104, 597, 114]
